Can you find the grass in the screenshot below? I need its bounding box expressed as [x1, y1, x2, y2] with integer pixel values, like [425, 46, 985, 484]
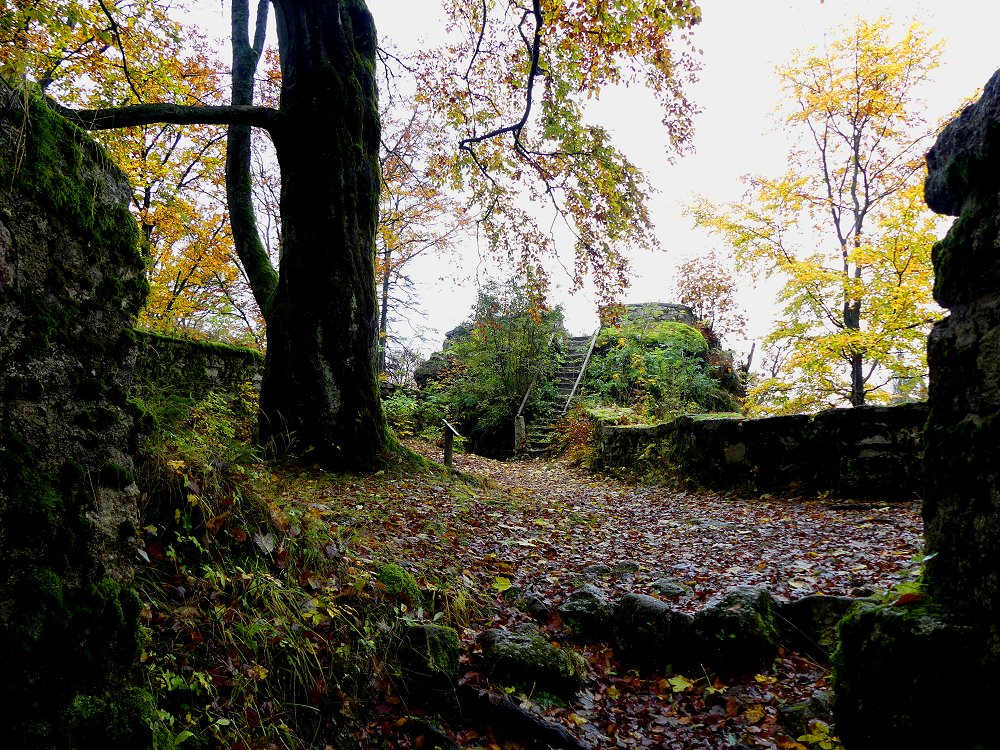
[131, 385, 494, 749]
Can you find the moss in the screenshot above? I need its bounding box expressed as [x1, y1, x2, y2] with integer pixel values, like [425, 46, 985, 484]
[832, 599, 997, 749]
[63, 686, 156, 750]
[376, 563, 422, 603]
[99, 461, 135, 490]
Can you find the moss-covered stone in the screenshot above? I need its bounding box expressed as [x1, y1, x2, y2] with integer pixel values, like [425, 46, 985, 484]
[399, 622, 460, 691]
[0, 86, 153, 748]
[832, 601, 997, 750]
[612, 593, 694, 670]
[478, 627, 587, 697]
[691, 586, 782, 673]
[376, 562, 422, 603]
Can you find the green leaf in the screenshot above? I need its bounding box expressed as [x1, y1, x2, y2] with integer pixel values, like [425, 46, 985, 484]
[667, 674, 693, 692]
[491, 576, 511, 592]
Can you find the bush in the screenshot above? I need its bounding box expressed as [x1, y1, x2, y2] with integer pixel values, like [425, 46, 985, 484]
[583, 319, 734, 422]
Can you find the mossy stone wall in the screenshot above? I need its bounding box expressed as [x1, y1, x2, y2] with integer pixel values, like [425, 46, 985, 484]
[594, 403, 927, 500]
[0, 86, 154, 747]
[131, 329, 263, 400]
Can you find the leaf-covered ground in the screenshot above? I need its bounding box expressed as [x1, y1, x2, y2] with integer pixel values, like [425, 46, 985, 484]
[278, 440, 923, 749]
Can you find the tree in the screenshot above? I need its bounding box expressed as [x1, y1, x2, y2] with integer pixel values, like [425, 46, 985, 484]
[376, 98, 469, 375]
[674, 251, 747, 343]
[7, 0, 701, 469]
[439, 277, 563, 456]
[691, 17, 943, 413]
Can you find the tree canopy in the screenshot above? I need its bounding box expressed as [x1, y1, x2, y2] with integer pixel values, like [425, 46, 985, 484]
[691, 16, 944, 414]
[1, 0, 704, 467]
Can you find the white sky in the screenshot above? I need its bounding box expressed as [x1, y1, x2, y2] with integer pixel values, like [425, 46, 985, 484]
[363, 0, 1000, 356]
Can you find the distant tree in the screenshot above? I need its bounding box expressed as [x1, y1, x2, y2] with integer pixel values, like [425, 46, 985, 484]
[691, 17, 944, 413]
[376, 98, 470, 374]
[674, 252, 747, 343]
[443, 278, 563, 455]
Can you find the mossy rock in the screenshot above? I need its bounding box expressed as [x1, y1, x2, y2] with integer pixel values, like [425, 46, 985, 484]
[832, 601, 998, 750]
[376, 563, 422, 603]
[399, 622, 460, 691]
[612, 593, 694, 670]
[558, 584, 613, 642]
[478, 627, 587, 697]
[691, 586, 781, 673]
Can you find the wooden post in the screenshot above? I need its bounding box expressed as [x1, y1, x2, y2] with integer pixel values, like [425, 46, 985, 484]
[442, 419, 461, 468]
[443, 428, 454, 468]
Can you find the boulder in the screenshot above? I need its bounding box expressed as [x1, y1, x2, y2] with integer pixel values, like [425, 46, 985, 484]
[478, 628, 586, 697]
[612, 593, 694, 669]
[558, 584, 613, 641]
[652, 579, 693, 599]
[399, 622, 460, 691]
[502, 586, 552, 623]
[833, 602, 997, 750]
[691, 586, 781, 673]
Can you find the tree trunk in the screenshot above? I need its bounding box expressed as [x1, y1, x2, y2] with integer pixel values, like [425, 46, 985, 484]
[845, 297, 865, 406]
[227, 0, 278, 313]
[260, 0, 389, 468]
[377, 244, 391, 374]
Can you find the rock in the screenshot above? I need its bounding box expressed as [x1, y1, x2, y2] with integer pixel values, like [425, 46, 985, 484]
[619, 302, 700, 328]
[502, 586, 552, 622]
[691, 586, 781, 673]
[925, 68, 1000, 218]
[478, 628, 586, 697]
[777, 594, 871, 660]
[652, 579, 693, 598]
[399, 622, 460, 691]
[779, 691, 833, 739]
[613, 593, 694, 669]
[833, 602, 997, 750]
[611, 560, 641, 580]
[581, 563, 612, 580]
[558, 584, 613, 641]
[0, 89, 154, 747]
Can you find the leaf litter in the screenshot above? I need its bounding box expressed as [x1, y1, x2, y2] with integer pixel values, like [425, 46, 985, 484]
[285, 439, 923, 749]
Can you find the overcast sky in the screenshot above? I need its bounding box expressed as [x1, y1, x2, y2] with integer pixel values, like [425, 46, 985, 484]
[362, 0, 1000, 354]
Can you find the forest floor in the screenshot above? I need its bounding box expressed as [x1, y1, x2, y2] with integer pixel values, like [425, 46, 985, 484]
[281, 440, 924, 750]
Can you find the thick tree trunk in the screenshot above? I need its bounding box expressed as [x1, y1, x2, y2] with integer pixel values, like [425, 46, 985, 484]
[260, 0, 389, 468]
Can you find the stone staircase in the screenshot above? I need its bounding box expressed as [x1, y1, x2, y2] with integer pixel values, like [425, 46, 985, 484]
[524, 333, 596, 455]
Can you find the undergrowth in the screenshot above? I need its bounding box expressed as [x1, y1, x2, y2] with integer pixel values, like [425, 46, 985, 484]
[130, 385, 484, 749]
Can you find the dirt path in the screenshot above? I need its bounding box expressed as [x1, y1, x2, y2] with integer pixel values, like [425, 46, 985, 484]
[296, 441, 924, 749]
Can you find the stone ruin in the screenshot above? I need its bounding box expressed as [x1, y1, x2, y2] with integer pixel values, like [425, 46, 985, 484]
[0, 87, 154, 746]
[831, 69, 1000, 748]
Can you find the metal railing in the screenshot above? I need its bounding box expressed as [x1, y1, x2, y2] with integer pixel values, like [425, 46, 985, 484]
[561, 327, 600, 415]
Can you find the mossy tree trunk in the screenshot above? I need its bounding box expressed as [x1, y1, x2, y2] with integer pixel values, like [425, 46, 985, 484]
[54, 0, 392, 470]
[259, 0, 388, 467]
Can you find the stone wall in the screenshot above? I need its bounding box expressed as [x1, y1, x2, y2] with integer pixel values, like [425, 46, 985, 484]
[594, 403, 927, 500]
[131, 329, 263, 399]
[0, 87, 155, 746]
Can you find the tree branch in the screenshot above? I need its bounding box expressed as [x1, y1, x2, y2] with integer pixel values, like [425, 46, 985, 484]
[48, 99, 281, 132]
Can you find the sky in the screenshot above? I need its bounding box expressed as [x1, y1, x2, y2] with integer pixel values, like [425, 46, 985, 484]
[360, 0, 1000, 357]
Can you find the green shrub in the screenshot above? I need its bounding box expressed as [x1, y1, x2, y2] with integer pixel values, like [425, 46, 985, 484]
[584, 319, 735, 422]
